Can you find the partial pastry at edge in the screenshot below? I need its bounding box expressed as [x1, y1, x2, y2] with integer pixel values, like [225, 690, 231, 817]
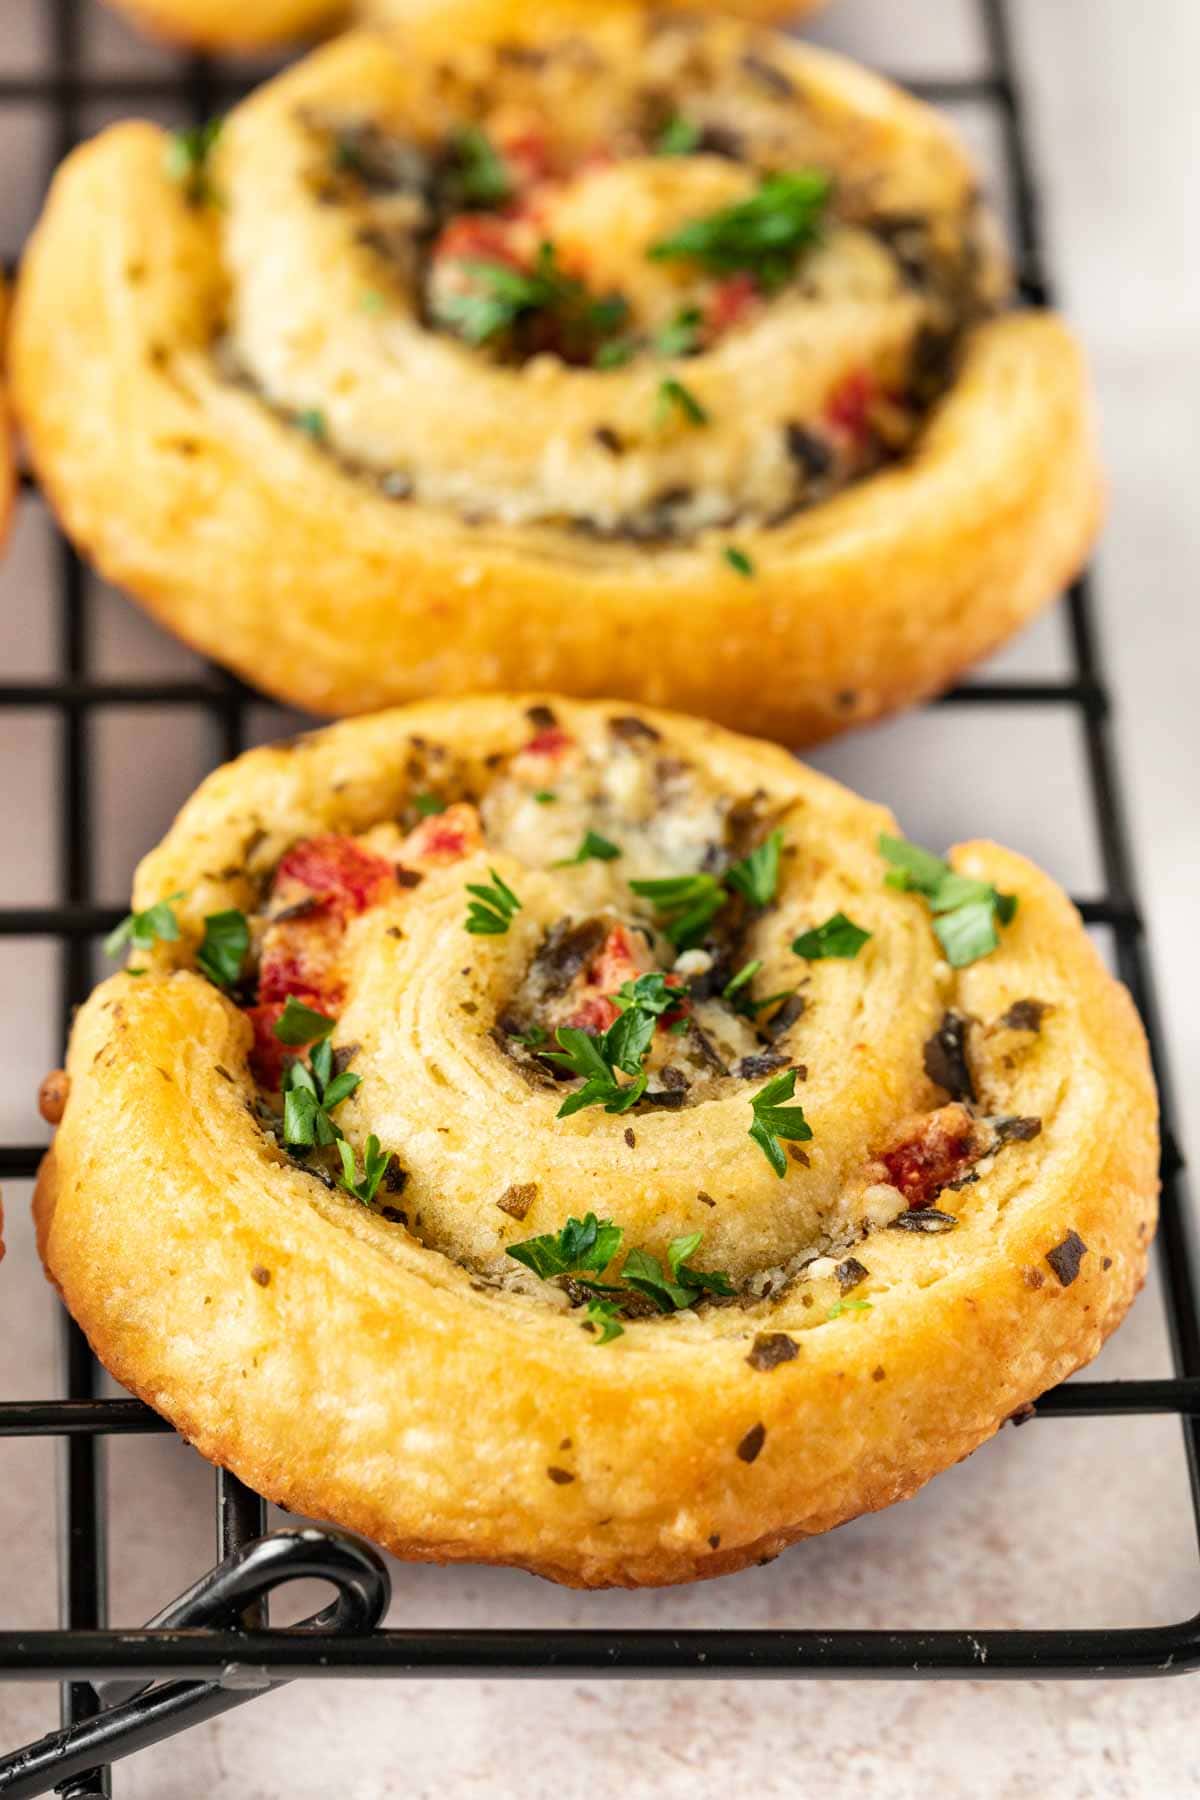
[0, 278, 14, 566]
[99, 0, 826, 53]
[13, 7, 1100, 744]
[36, 697, 1157, 1587]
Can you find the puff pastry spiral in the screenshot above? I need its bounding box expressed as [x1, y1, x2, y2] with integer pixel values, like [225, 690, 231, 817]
[14, 7, 1099, 742]
[36, 698, 1157, 1586]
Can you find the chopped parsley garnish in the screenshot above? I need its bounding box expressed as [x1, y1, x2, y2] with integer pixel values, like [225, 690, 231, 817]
[593, 337, 637, 369]
[413, 791, 445, 817]
[554, 830, 622, 867]
[164, 118, 223, 204]
[449, 124, 511, 208]
[510, 1022, 548, 1048]
[792, 912, 871, 960]
[657, 377, 709, 428]
[584, 1296, 626, 1344]
[506, 1216, 730, 1342]
[656, 114, 702, 157]
[542, 972, 678, 1117]
[533, 790, 557, 805]
[280, 1036, 360, 1149]
[655, 306, 704, 358]
[273, 996, 337, 1046]
[723, 959, 761, 1001]
[545, 1023, 649, 1117]
[435, 242, 629, 362]
[723, 545, 755, 578]
[725, 829, 783, 908]
[649, 170, 831, 289]
[296, 408, 327, 442]
[337, 1133, 389, 1205]
[879, 834, 1017, 968]
[506, 1211, 623, 1280]
[611, 971, 677, 1017]
[105, 892, 183, 960]
[828, 1297, 873, 1320]
[358, 288, 387, 314]
[464, 868, 522, 935]
[631, 831, 781, 949]
[196, 909, 250, 988]
[721, 958, 794, 1020]
[629, 870, 726, 950]
[749, 1068, 813, 1177]
[622, 1233, 734, 1311]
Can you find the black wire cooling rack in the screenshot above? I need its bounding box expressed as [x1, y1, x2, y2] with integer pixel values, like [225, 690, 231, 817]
[1, 0, 1199, 1792]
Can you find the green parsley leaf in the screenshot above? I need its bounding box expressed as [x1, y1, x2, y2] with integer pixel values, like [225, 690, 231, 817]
[749, 1067, 813, 1177]
[164, 118, 223, 203]
[657, 377, 709, 428]
[828, 1297, 873, 1320]
[649, 169, 831, 288]
[593, 337, 637, 369]
[413, 791, 445, 817]
[464, 868, 522, 935]
[510, 1022, 548, 1048]
[296, 408, 326, 442]
[721, 958, 793, 1021]
[280, 1038, 360, 1149]
[629, 870, 726, 950]
[196, 909, 249, 988]
[723, 545, 755, 578]
[621, 1245, 696, 1312]
[878, 833, 1017, 968]
[656, 114, 702, 157]
[506, 1211, 624, 1280]
[622, 1233, 733, 1311]
[358, 288, 387, 314]
[554, 830, 622, 867]
[450, 124, 511, 208]
[435, 242, 629, 362]
[655, 306, 704, 358]
[534, 790, 557, 804]
[603, 1006, 658, 1080]
[543, 969, 681, 1117]
[791, 911, 871, 960]
[584, 1296, 626, 1344]
[611, 972, 677, 1018]
[337, 1133, 390, 1205]
[273, 995, 337, 1047]
[725, 829, 783, 908]
[722, 959, 761, 1001]
[105, 892, 184, 960]
[545, 1026, 647, 1117]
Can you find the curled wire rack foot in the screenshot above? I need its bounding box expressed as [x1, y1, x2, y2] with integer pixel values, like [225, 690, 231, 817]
[0, 1529, 392, 1800]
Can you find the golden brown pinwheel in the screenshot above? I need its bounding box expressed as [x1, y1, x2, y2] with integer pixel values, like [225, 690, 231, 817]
[14, 5, 1098, 742]
[99, 0, 826, 54]
[36, 697, 1157, 1586]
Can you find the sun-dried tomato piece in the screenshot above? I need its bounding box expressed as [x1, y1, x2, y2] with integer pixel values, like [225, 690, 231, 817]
[708, 272, 758, 336]
[824, 368, 876, 446]
[401, 801, 484, 867]
[880, 1104, 978, 1209]
[274, 835, 395, 919]
[523, 726, 576, 759]
[431, 213, 522, 266]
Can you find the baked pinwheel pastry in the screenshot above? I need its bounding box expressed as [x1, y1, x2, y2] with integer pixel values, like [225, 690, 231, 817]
[100, 0, 824, 54]
[13, 7, 1099, 743]
[36, 697, 1157, 1586]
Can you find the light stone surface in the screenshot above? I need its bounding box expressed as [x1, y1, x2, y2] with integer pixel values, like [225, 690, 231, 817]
[1, 1, 1199, 1793]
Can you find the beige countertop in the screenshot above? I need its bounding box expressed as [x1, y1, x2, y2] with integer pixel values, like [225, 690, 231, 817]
[1, 1, 1198, 1793]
